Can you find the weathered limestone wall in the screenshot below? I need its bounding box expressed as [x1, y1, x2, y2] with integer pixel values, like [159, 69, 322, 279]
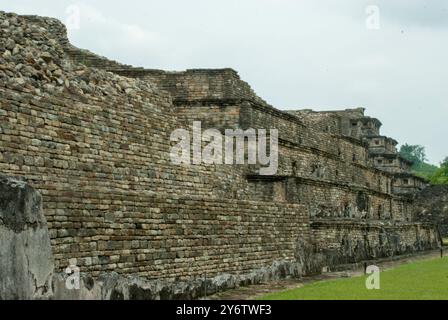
[137, 69, 265, 104]
[173, 101, 411, 222]
[0, 173, 309, 300]
[366, 136, 398, 154]
[276, 144, 390, 190]
[0, 175, 54, 299]
[286, 108, 378, 140]
[414, 185, 448, 236]
[393, 173, 428, 195]
[175, 104, 242, 130]
[0, 12, 309, 282]
[173, 100, 394, 192]
[0, 80, 307, 278]
[311, 219, 440, 267]
[248, 178, 412, 222]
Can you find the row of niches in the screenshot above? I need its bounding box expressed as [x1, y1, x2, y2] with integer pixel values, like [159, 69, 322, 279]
[289, 161, 392, 194]
[308, 190, 411, 221]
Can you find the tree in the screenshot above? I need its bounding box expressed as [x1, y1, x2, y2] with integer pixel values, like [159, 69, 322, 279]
[399, 144, 427, 164]
[430, 165, 448, 185]
[427, 156, 448, 185]
[399, 143, 438, 181]
[441, 156, 448, 167]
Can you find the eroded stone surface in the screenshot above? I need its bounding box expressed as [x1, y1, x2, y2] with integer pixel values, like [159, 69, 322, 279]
[414, 185, 448, 236]
[52, 259, 303, 300]
[0, 175, 54, 299]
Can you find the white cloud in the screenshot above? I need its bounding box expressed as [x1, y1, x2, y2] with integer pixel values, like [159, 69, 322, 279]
[1, 0, 447, 163]
[67, 3, 157, 41]
[64, 3, 159, 61]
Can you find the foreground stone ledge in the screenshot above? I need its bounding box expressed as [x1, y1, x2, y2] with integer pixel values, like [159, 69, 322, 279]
[0, 175, 54, 299]
[52, 260, 303, 300]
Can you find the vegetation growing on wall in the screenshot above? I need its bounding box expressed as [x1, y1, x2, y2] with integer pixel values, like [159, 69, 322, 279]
[431, 157, 448, 185]
[399, 144, 447, 185]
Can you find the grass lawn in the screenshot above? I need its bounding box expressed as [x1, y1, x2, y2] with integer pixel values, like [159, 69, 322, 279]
[259, 257, 448, 300]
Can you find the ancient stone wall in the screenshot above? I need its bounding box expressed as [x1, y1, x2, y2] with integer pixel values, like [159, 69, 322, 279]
[311, 219, 440, 267]
[0, 11, 310, 280]
[172, 100, 412, 224]
[0, 174, 310, 300]
[366, 136, 398, 154]
[0, 80, 310, 279]
[0, 11, 442, 300]
[414, 185, 448, 236]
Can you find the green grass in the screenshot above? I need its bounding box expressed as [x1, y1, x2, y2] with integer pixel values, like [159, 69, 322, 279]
[259, 257, 448, 300]
[444, 238, 448, 246]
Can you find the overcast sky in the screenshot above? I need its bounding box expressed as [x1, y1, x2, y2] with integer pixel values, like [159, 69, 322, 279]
[2, 0, 447, 164]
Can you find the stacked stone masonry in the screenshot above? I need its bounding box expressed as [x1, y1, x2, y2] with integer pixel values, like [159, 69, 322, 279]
[0, 11, 441, 298]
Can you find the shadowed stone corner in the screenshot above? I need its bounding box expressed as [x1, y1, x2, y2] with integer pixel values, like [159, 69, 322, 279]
[0, 175, 54, 300]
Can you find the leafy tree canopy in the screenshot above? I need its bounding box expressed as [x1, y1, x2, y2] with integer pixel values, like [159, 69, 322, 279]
[430, 156, 448, 185]
[430, 165, 448, 185]
[399, 144, 443, 183]
[399, 144, 427, 164]
[441, 156, 448, 167]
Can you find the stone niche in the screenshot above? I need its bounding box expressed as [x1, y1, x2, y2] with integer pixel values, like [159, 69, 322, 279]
[356, 191, 370, 214]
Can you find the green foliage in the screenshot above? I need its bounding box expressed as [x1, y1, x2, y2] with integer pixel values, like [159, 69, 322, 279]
[412, 161, 438, 180]
[430, 161, 448, 185]
[399, 144, 427, 164]
[258, 258, 448, 300]
[399, 144, 446, 184]
[442, 157, 448, 167]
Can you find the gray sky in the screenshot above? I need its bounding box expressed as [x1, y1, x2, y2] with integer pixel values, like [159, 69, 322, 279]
[2, 0, 447, 164]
